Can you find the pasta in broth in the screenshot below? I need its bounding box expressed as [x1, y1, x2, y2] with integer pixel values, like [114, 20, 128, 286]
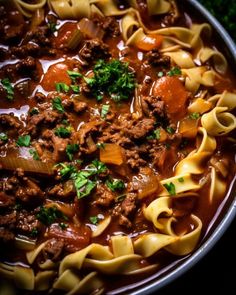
[0, 0, 235, 293]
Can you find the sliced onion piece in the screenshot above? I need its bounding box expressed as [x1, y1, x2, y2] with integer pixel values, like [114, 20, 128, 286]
[78, 18, 105, 40]
[15, 236, 36, 251]
[0, 157, 54, 175]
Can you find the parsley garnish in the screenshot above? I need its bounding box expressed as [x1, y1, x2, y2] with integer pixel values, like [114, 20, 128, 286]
[157, 71, 164, 77]
[1, 78, 14, 100]
[101, 104, 110, 119]
[70, 84, 80, 93]
[56, 163, 77, 180]
[163, 182, 176, 195]
[106, 178, 125, 192]
[0, 132, 8, 142]
[16, 135, 31, 147]
[52, 97, 64, 113]
[167, 67, 182, 76]
[30, 228, 38, 238]
[48, 22, 57, 33]
[54, 127, 71, 138]
[29, 149, 40, 160]
[59, 222, 68, 230]
[166, 126, 175, 134]
[89, 216, 99, 225]
[147, 129, 160, 140]
[29, 107, 39, 116]
[86, 159, 107, 175]
[36, 206, 68, 226]
[55, 82, 70, 93]
[73, 172, 96, 199]
[67, 70, 83, 83]
[85, 59, 135, 101]
[189, 112, 200, 120]
[178, 177, 184, 183]
[66, 143, 79, 161]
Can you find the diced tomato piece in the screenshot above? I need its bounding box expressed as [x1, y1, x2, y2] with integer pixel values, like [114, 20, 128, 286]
[53, 22, 78, 48]
[152, 76, 189, 121]
[41, 62, 71, 91]
[136, 34, 163, 51]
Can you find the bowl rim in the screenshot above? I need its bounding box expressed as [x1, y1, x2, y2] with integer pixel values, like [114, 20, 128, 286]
[129, 1, 236, 294]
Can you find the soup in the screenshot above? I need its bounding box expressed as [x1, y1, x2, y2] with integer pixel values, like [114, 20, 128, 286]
[0, 0, 236, 294]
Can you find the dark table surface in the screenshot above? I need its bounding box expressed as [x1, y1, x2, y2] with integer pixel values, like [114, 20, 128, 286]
[157, 217, 236, 295]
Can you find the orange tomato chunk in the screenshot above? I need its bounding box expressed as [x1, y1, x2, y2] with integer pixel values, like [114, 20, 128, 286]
[136, 34, 163, 51]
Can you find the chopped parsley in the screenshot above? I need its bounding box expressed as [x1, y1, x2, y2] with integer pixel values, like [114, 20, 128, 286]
[56, 163, 77, 180]
[106, 178, 125, 192]
[178, 177, 184, 183]
[67, 70, 83, 83]
[66, 143, 79, 161]
[157, 71, 164, 77]
[147, 128, 160, 140]
[29, 107, 39, 116]
[101, 104, 110, 119]
[0, 132, 8, 142]
[163, 182, 176, 196]
[70, 84, 80, 93]
[59, 222, 68, 230]
[54, 126, 71, 138]
[48, 21, 57, 33]
[189, 112, 201, 120]
[30, 228, 38, 238]
[86, 159, 107, 175]
[29, 149, 40, 160]
[1, 78, 14, 100]
[167, 67, 182, 76]
[85, 59, 136, 101]
[89, 216, 99, 225]
[55, 82, 70, 93]
[73, 172, 97, 199]
[16, 135, 31, 147]
[52, 97, 64, 113]
[36, 206, 68, 226]
[166, 126, 175, 134]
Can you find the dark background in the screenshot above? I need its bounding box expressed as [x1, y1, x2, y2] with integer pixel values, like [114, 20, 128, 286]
[158, 1, 236, 294]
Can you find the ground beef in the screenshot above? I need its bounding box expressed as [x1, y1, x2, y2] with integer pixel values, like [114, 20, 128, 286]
[79, 39, 111, 64]
[93, 184, 115, 207]
[52, 135, 69, 162]
[25, 26, 52, 46]
[43, 238, 65, 262]
[0, 212, 16, 227]
[145, 49, 171, 68]
[94, 16, 120, 37]
[125, 118, 155, 140]
[48, 180, 75, 199]
[125, 149, 146, 169]
[73, 100, 88, 113]
[0, 192, 15, 208]
[16, 210, 41, 235]
[11, 42, 40, 58]
[0, 114, 21, 129]
[0, 228, 15, 242]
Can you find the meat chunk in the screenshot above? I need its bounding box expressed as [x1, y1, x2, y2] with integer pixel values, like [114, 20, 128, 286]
[73, 100, 88, 113]
[0, 192, 15, 208]
[94, 16, 120, 37]
[79, 39, 110, 64]
[141, 96, 168, 125]
[48, 180, 75, 199]
[52, 135, 69, 162]
[93, 184, 115, 207]
[0, 228, 15, 242]
[145, 49, 171, 68]
[16, 210, 41, 235]
[11, 42, 40, 58]
[16, 178, 45, 205]
[0, 212, 16, 227]
[43, 238, 65, 262]
[125, 149, 146, 169]
[125, 118, 155, 140]
[0, 114, 21, 129]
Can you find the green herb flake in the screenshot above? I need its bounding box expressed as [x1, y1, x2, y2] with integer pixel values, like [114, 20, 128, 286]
[101, 104, 110, 119]
[163, 182, 176, 196]
[166, 126, 175, 134]
[56, 163, 77, 180]
[189, 112, 201, 120]
[0, 132, 8, 142]
[89, 216, 99, 225]
[36, 206, 68, 226]
[55, 82, 70, 93]
[157, 71, 164, 77]
[167, 67, 182, 77]
[67, 70, 83, 83]
[70, 84, 80, 93]
[115, 194, 126, 203]
[74, 174, 96, 199]
[59, 223, 68, 230]
[147, 128, 161, 140]
[48, 22, 57, 33]
[29, 107, 39, 116]
[54, 127, 71, 138]
[16, 135, 31, 147]
[30, 228, 38, 238]
[85, 59, 136, 102]
[29, 149, 40, 160]
[1, 78, 14, 100]
[178, 177, 184, 183]
[86, 159, 107, 175]
[66, 143, 79, 161]
[106, 178, 125, 192]
[52, 97, 64, 113]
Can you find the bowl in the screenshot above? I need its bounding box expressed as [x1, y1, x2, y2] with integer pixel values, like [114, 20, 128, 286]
[109, 1, 236, 294]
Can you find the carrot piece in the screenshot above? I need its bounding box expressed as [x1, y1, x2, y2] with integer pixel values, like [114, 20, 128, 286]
[41, 62, 71, 91]
[53, 22, 78, 48]
[152, 76, 189, 121]
[136, 34, 163, 51]
[99, 143, 124, 165]
[178, 117, 199, 138]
